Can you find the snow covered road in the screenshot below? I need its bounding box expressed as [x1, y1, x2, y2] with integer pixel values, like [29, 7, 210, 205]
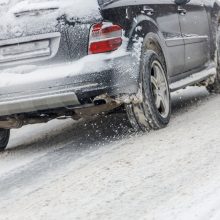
[0, 87, 220, 220]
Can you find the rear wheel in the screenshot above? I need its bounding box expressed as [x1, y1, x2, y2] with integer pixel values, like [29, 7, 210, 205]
[207, 27, 220, 93]
[0, 129, 10, 151]
[206, 60, 220, 93]
[126, 49, 171, 132]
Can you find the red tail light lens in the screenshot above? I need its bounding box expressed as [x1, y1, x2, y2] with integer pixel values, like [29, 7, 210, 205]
[88, 22, 123, 55]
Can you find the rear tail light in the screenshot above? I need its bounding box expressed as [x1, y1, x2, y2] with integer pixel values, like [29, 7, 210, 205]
[88, 22, 123, 55]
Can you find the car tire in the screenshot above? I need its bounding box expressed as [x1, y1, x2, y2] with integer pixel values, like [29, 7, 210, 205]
[206, 58, 220, 93]
[126, 49, 171, 132]
[207, 27, 220, 93]
[0, 129, 10, 151]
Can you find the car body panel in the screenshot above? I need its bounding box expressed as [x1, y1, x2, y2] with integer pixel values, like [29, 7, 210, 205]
[178, 0, 210, 72]
[0, 48, 139, 116]
[0, 0, 219, 118]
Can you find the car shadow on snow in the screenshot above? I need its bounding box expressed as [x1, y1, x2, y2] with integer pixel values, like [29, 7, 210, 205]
[5, 113, 133, 153]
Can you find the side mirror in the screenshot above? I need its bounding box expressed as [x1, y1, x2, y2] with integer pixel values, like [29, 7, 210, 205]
[175, 0, 190, 5]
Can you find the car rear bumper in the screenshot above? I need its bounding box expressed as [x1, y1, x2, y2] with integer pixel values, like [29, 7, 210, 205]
[0, 50, 139, 116]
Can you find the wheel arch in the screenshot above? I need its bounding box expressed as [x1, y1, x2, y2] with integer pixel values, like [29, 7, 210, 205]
[127, 15, 170, 75]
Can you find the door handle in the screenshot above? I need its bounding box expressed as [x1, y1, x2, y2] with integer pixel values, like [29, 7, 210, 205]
[178, 6, 187, 15]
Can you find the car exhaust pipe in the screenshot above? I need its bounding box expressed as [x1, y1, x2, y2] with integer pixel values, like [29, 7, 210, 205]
[93, 94, 116, 105]
[73, 95, 121, 118]
[93, 99, 107, 106]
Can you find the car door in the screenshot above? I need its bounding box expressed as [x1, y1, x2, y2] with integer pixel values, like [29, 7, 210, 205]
[154, 0, 185, 77]
[177, 0, 210, 72]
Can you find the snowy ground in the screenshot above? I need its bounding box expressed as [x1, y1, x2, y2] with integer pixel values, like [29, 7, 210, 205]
[0, 86, 220, 220]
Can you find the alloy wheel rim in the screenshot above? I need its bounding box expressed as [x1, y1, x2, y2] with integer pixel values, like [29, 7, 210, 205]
[150, 60, 170, 118]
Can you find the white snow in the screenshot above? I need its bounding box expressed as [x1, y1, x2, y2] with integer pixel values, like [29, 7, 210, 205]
[0, 0, 9, 5]
[10, 0, 101, 20]
[0, 0, 101, 40]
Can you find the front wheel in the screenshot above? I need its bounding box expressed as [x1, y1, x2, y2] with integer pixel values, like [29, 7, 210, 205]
[126, 50, 171, 132]
[0, 129, 10, 151]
